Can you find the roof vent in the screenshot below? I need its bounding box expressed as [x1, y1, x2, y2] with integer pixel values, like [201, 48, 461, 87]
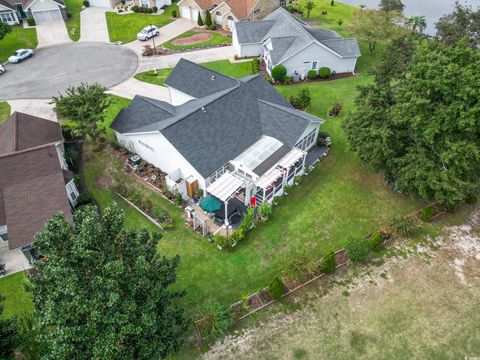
[201, 107, 207, 113]
[211, 75, 216, 81]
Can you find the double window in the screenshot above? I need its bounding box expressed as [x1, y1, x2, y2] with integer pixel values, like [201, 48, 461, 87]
[295, 129, 317, 151]
[0, 12, 15, 24]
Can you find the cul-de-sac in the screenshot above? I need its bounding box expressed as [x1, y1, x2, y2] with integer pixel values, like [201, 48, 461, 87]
[1, 0, 479, 358]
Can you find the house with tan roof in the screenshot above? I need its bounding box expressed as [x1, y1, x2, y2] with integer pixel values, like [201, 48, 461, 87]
[178, 0, 286, 31]
[0, 0, 66, 24]
[0, 112, 78, 275]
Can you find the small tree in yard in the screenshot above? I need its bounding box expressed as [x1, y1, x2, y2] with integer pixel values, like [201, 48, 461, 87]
[269, 277, 285, 300]
[297, 88, 311, 110]
[28, 203, 189, 359]
[202, 303, 231, 341]
[305, 1, 315, 18]
[197, 12, 204, 26]
[0, 294, 19, 359]
[51, 83, 111, 141]
[205, 10, 213, 27]
[271, 65, 287, 83]
[0, 22, 12, 40]
[319, 251, 337, 274]
[345, 237, 371, 262]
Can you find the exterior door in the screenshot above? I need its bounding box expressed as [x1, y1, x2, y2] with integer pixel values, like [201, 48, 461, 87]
[227, 16, 234, 30]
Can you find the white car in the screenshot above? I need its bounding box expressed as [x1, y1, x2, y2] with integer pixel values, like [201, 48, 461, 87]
[0, 64, 5, 75]
[8, 49, 33, 64]
[137, 25, 159, 41]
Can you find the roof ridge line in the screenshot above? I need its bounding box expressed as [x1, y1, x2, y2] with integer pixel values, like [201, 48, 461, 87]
[257, 99, 323, 123]
[137, 95, 175, 113]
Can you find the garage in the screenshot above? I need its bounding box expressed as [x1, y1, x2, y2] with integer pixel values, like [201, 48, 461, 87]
[179, 5, 198, 21]
[33, 9, 62, 23]
[89, 0, 110, 7]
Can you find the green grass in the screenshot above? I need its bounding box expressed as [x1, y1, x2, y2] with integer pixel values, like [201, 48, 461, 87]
[0, 272, 33, 318]
[161, 29, 231, 50]
[0, 102, 11, 124]
[106, 4, 178, 43]
[134, 59, 255, 86]
[0, 26, 37, 63]
[64, 0, 83, 41]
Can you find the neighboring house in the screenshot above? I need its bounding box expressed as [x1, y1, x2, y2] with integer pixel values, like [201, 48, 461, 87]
[233, 7, 361, 77]
[89, 0, 120, 9]
[111, 58, 323, 217]
[131, 0, 170, 10]
[0, 0, 66, 24]
[178, 0, 287, 31]
[0, 112, 78, 266]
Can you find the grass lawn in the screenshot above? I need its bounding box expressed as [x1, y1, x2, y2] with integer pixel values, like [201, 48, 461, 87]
[134, 59, 255, 86]
[0, 26, 37, 63]
[0, 272, 33, 318]
[64, 0, 83, 41]
[0, 102, 11, 123]
[161, 29, 231, 51]
[106, 4, 178, 43]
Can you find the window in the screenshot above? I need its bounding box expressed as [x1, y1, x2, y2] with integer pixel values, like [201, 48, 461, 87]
[66, 181, 78, 202]
[0, 12, 14, 23]
[0, 225, 7, 241]
[295, 129, 317, 151]
[312, 61, 318, 70]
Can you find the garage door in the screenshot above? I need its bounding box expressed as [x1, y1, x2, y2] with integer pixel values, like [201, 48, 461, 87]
[180, 6, 191, 19]
[34, 9, 62, 23]
[89, 0, 110, 7]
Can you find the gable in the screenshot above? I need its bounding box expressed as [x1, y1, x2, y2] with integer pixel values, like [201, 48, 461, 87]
[0, 3, 15, 11]
[25, 0, 64, 10]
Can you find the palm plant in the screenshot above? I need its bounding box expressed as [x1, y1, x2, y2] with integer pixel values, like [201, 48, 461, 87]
[405, 15, 427, 33]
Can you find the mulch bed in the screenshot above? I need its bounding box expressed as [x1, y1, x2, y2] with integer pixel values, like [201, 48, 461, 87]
[258, 288, 273, 304]
[334, 250, 349, 266]
[171, 32, 213, 46]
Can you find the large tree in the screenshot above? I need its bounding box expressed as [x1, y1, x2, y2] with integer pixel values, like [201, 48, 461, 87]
[379, 0, 404, 12]
[0, 295, 19, 359]
[0, 22, 12, 40]
[343, 38, 480, 207]
[28, 203, 189, 359]
[51, 83, 111, 140]
[348, 9, 404, 52]
[435, 1, 480, 48]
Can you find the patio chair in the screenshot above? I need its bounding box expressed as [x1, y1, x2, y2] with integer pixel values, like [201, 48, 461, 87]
[229, 211, 242, 226]
[0, 262, 6, 276]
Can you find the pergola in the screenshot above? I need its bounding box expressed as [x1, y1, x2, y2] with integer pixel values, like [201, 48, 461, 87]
[206, 172, 245, 225]
[192, 210, 209, 236]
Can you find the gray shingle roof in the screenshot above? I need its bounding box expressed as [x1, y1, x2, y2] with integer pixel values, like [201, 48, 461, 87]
[164, 58, 239, 99]
[0, 0, 15, 10]
[235, 7, 360, 64]
[111, 62, 324, 178]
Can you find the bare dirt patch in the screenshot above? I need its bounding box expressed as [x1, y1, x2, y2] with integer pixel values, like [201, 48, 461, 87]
[204, 209, 480, 360]
[172, 32, 212, 46]
[95, 174, 113, 189]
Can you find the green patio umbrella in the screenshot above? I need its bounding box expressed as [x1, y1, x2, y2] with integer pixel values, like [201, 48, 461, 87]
[200, 195, 222, 213]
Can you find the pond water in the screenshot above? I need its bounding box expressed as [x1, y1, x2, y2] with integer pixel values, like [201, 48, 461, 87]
[339, 0, 480, 34]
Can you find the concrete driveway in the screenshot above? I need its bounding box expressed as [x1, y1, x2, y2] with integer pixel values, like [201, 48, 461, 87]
[108, 77, 170, 100]
[80, 7, 109, 42]
[137, 45, 235, 73]
[36, 21, 72, 47]
[124, 17, 194, 56]
[0, 42, 137, 100]
[8, 99, 57, 121]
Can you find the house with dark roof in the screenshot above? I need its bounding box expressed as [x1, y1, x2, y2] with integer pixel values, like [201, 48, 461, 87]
[0, 0, 66, 25]
[0, 112, 78, 273]
[233, 7, 360, 77]
[178, 0, 286, 31]
[111, 59, 324, 224]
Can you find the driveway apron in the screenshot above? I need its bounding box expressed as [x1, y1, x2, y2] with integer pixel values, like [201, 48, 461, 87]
[36, 21, 72, 47]
[80, 7, 110, 42]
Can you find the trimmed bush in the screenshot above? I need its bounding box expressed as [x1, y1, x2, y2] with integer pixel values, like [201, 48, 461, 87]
[26, 17, 36, 26]
[307, 69, 317, 79]
[465, 194, 477, 205]
[271, 65, 287, 83]
[419, 206, 437, 222]
[131, 5, 139, 12]
[205, 10, 212, 27]
[319, 251, 337, 274]
[152, 6, 158, 12]
[83, 0, 90, 6]
[269, 277, 285, 300]
[345, 237, 371, 262]
[171, 9, 177, 17]
[197, 12, 204, 26]
[252, 57, 260, 74]
[318, 67, 331, 78]
[369, 232, 383, 252]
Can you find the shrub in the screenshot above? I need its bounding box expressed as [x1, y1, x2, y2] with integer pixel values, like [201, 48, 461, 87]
[27, 17, 36, 26]
[465, 194, 478, 205]
[202, 303, 231, 341]
[289, 96, 299, 109]
[269, 277, 285, 300]
[152, 6, 158, 12]
[419, 206, 437, 222]
[196, 188, 204, 197]
[258, 203, 272, 221]
[230, 228, 245, 243]
[369, 232, 383, 252]
[213, 234, 235, 249]
[319, 251, 337, 274]
[337, 18, 344, 26]
[131, 5, 139, 12]
[318, 67, 331, 78]
[120, 0, 125, 4]
[297, 88, 311, 110]
[390, 216, 418, 236]
[208, 24, 216, 30]
[328, 102, 342, 117]
[205, 10, 212, 27]
[76, 193, 92, 207]
[83, 0, 90, 6]
[197, 12, 204, 26]
[251, 57, 260, 74]
[171, 9, 177, 17]
[271, 65, 287, 83]
[307, 69, 317, 79]
[345, 237, 371, 262]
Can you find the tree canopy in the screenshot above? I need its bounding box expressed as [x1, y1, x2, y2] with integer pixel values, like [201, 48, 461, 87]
[348, 9, 404, 52]
[52, 83, 111, 140]
[435, 1, 480, 48]
[379, 0, 404, 13]
[28, 203, 189, 359]
[0, 22, 11, 40]
[343, 38, 480, 207]
[0, 294, 19, 359]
